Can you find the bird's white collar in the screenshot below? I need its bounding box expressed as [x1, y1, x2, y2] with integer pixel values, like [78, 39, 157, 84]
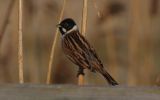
[66, 25, 78, 34]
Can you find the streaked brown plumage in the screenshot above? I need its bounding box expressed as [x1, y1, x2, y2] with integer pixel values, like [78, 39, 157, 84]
[58, 18, 118, 86]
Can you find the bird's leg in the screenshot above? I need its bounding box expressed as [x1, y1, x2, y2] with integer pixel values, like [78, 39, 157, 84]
[77, 67, 85, 77]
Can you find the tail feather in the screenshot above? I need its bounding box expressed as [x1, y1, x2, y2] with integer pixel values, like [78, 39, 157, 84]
[100, 69, 118, 86]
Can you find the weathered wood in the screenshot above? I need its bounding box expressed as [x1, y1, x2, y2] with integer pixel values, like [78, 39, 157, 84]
[0, 84, 159, 100]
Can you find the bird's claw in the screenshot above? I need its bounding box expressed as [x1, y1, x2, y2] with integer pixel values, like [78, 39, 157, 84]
[77, 67, 85, 77]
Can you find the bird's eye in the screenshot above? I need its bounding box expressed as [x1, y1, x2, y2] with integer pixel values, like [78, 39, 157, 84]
[64, 23, 69, 27]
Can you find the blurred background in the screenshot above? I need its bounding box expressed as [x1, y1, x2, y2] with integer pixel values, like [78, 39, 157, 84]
[0, 0, 160, 86]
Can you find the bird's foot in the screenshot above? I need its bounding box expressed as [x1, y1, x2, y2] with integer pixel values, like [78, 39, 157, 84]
[77, 67, 85, 77]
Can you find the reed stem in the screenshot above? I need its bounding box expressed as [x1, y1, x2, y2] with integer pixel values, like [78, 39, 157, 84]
[78, 0, 88, 85]
[18, 0, 24, 84]
[46, 0, 66, 84]
[81, 0, 88, 36]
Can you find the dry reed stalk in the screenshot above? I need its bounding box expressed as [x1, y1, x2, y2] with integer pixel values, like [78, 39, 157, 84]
[81, 0, 88, 36]
[18, 0, 24, 84]
[46, 0, 66, 84]
[78, 0, 88, 85]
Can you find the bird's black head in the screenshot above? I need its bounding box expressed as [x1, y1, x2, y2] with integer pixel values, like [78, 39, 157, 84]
[57, 18, 77, 35]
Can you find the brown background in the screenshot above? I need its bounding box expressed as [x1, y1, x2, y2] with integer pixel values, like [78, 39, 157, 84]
[0, 0, 160, 86]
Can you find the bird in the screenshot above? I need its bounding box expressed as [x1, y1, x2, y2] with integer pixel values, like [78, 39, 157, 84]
[57, 18, 118, 86]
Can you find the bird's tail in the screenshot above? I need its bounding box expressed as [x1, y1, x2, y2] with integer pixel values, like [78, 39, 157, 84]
[100, 69, 118, 86]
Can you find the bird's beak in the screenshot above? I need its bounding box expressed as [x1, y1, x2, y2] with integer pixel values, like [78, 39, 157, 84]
[56, 24, 61, 28]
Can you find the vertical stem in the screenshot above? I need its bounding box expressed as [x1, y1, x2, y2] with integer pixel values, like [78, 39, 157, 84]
[18, 0, 24, 84]
[78, 0, 88, 85]
[46, 0, 66, 84]
[81, 0, 88, 36]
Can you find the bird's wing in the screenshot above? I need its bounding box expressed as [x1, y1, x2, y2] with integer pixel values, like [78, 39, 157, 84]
[62, 32, 90, 69]
[77, 33, 104, 72]
[85, 45, 104, 71]
[62, 31, 103, 71]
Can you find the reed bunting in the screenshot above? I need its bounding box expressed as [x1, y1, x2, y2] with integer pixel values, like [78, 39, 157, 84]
[57, 18, 118, 86]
